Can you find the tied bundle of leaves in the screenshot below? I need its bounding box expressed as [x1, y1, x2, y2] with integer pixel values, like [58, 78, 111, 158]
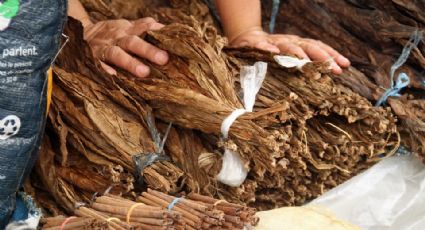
[262, 0, 425, 160]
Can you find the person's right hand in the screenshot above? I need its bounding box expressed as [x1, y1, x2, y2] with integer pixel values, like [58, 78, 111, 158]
[83, 17, 169, 78]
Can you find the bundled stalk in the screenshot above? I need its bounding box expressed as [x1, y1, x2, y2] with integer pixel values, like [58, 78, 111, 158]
[41, 216, 108, 230]
[87, 194, 178, 229]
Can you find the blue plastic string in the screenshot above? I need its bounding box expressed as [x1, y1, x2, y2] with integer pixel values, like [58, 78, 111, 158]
[375, 30, 422, 106]
[167, 197, 182, 211]
[375, 73, 410, 106]
[269, 0, 280, 33]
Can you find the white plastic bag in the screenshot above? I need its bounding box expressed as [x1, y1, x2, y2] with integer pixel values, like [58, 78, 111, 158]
[310, 155, 425, 230]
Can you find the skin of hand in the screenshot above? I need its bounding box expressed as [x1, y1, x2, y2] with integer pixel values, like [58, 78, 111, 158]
[215, 0, 350, 74]
[68, 0, 168, 78]
[83, 18, 169, 78]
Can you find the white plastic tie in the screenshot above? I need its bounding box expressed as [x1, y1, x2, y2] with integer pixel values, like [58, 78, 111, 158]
[221, 108, 246, 139]
[217, 62, 267, 187]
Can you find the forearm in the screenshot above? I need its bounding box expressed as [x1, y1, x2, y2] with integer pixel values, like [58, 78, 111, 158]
[215, 0, 262, 42]
[68, 0, 93, 28]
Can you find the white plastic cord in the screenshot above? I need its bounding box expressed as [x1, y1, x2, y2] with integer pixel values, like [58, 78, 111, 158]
[217, 62, 267, 187]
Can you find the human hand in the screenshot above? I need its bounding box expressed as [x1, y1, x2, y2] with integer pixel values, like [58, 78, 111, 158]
[83, 17, 169, 78]
[229, 28, 350, 74]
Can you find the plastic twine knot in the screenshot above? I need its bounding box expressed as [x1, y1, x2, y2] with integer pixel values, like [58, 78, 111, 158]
[167, 197, 182, 211]
[133, 121, 172, 185]
[375, 30, 422, 106]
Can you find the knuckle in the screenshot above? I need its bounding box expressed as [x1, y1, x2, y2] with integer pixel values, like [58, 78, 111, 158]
[144, 17, 156, 23]
[120, 35, 138, 50]
[119, 19, 132, 27]
[106, 46, 120, 59]
[144, 44, 159, 56]
[136, 23, 149, 33]
[126, 58, 138, 71]
[305, 43, 317, 53]
[146, 22, 157, 30]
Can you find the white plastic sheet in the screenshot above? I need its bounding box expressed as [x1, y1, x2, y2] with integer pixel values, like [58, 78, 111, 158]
[254, 206, 360, 230]
[310, 155, 425, 230]
[274, 55, 310, 69]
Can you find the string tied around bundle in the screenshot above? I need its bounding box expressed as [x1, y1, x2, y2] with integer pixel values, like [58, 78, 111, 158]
[133, 121, 172, 185]
[167, 197, 182, 211]
[375, 30, 422, 106]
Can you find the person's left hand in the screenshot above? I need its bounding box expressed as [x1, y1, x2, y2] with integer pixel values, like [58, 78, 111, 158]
[229, 28, 350, 74]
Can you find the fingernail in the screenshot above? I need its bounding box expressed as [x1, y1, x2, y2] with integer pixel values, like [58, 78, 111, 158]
[333, 64, 342, 74]
[337, 56, 350, 66]
[343, 57, 350, 65]
[107, 69, 117, 76]
[154, 51, 169, 65]
[136, 65, 149, 77]
[267, 46, 280, 53]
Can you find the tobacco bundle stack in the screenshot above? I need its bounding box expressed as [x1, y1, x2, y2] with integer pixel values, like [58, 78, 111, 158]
[29, 0, 401, 213]
[262, 0, 425, 160]
[116, 22, 397, 208]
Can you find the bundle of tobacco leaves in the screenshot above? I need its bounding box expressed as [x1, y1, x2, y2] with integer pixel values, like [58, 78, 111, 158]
[29, 0, 401, 213]
[261, 0, 425, 160]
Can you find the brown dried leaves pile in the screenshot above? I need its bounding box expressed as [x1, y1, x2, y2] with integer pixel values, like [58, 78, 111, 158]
[29, 15, 399, 213]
